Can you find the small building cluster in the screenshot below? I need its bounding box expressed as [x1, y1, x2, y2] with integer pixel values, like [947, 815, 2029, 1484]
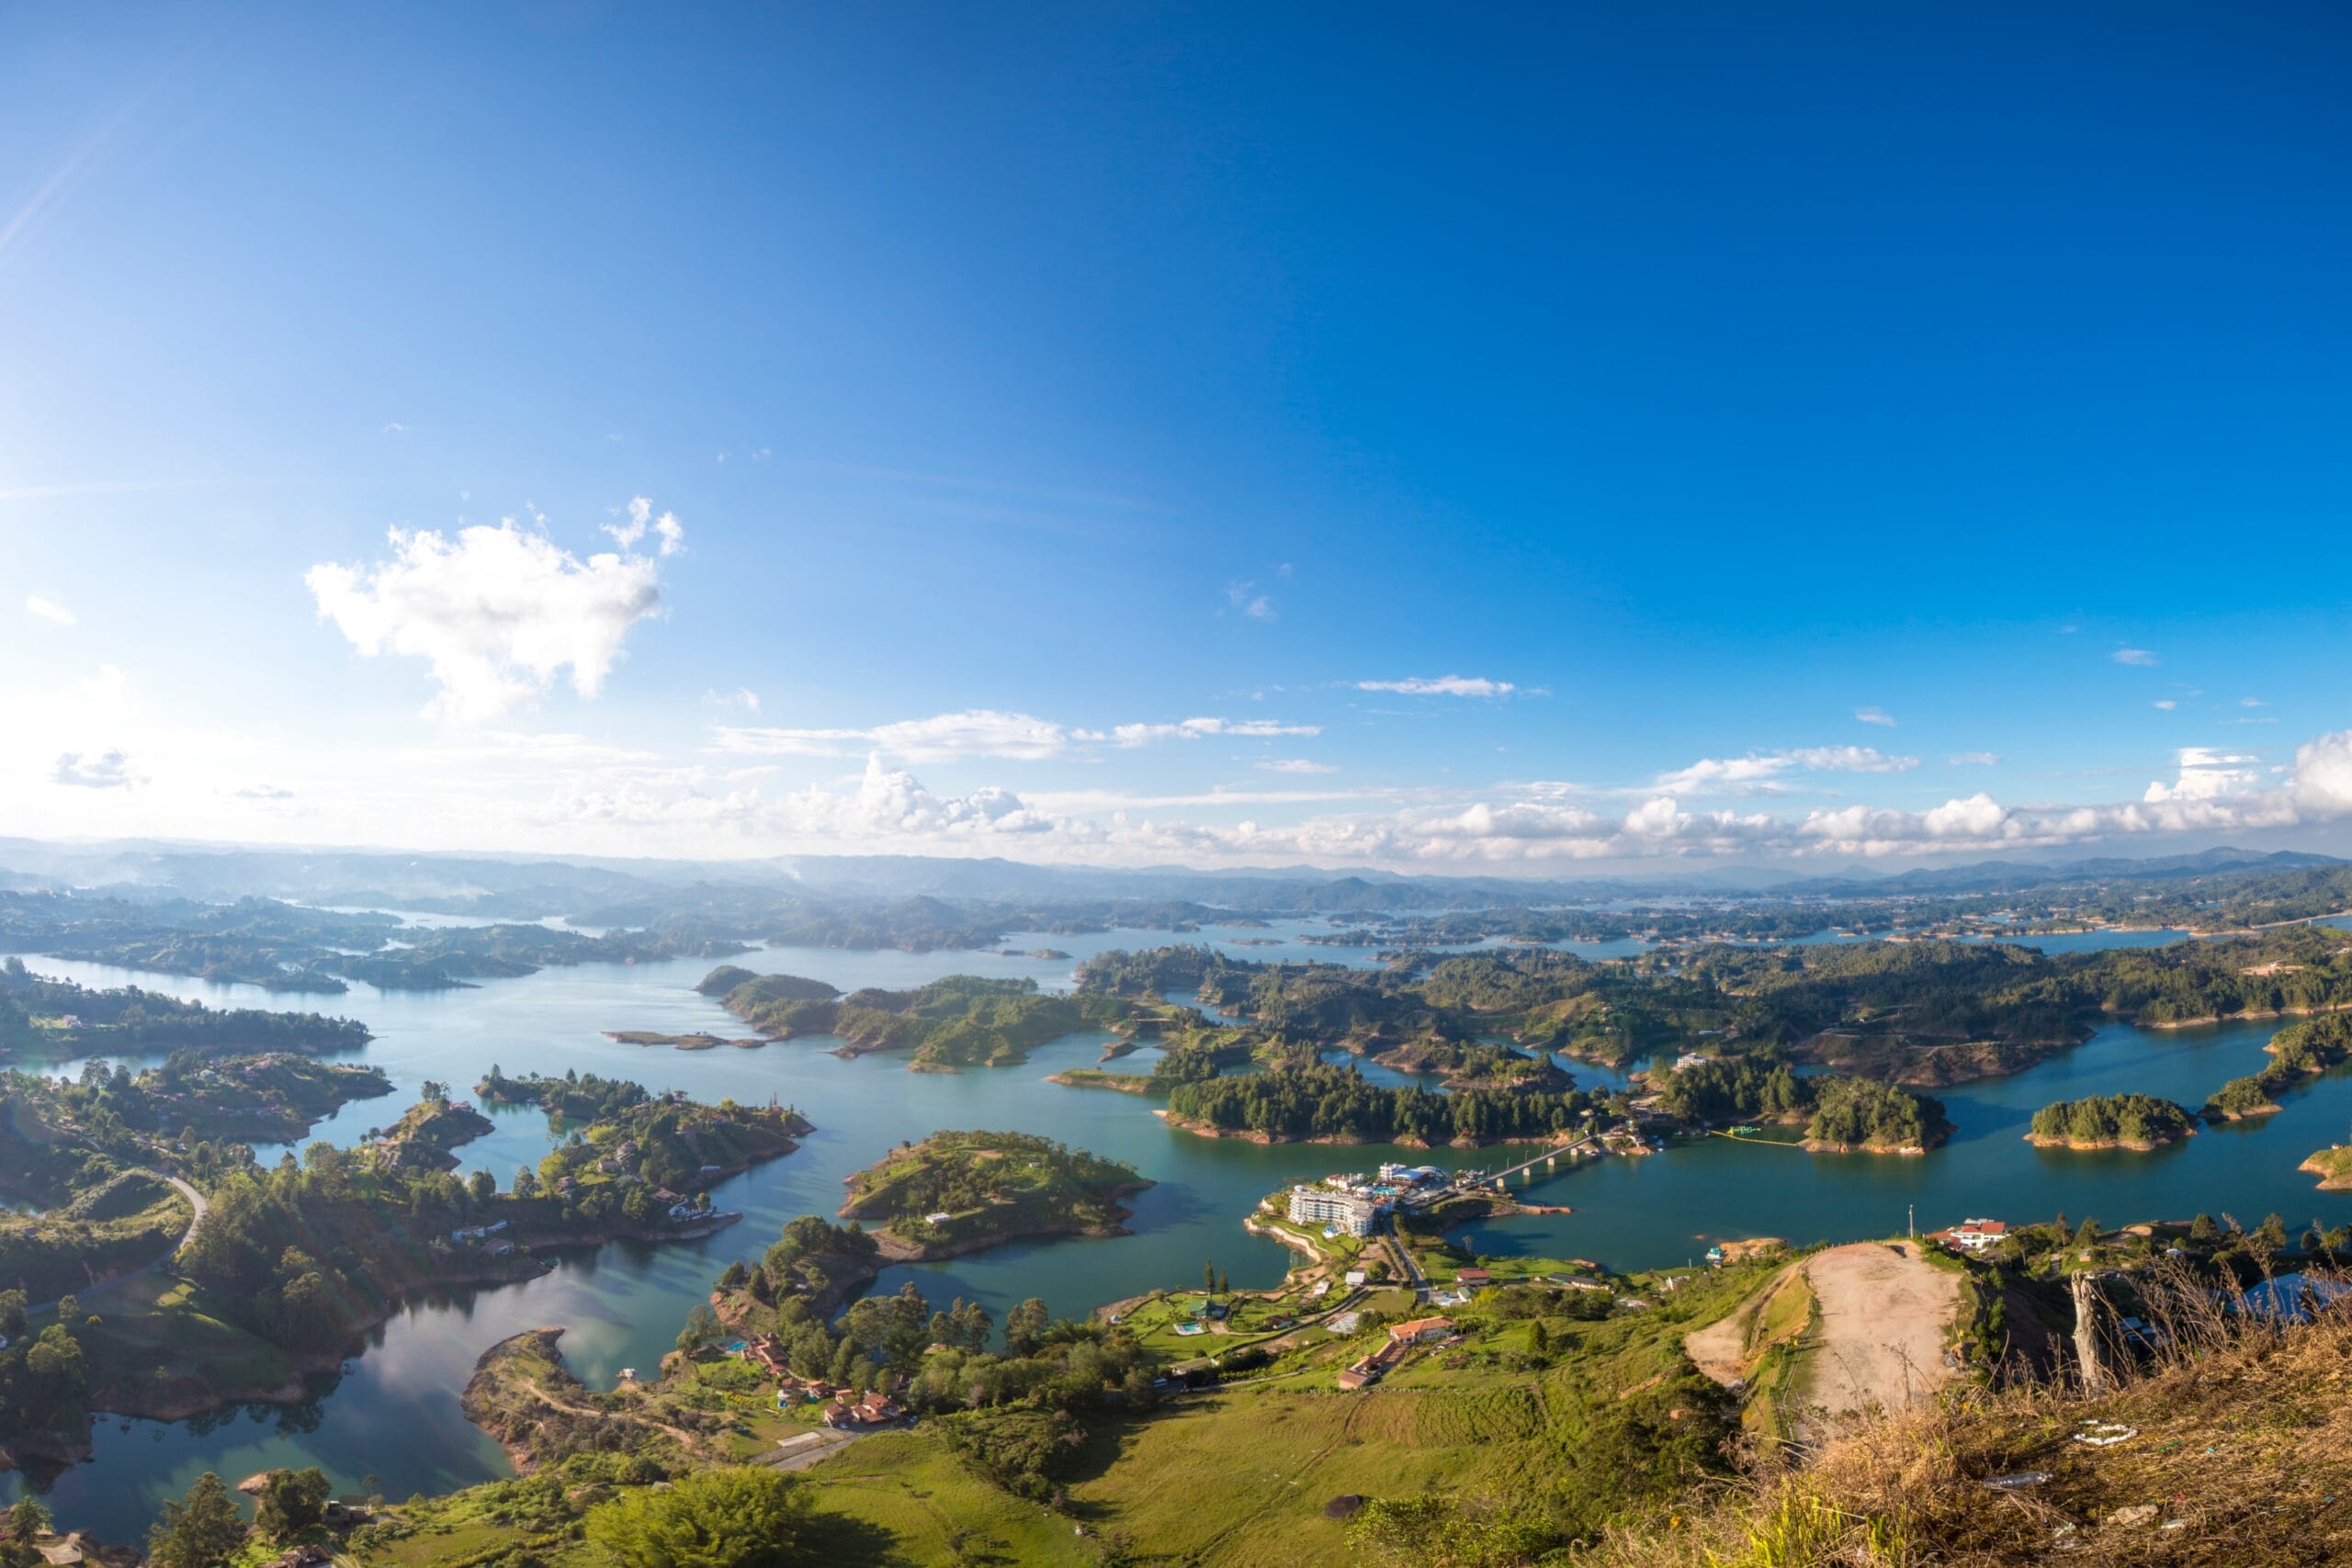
[1336, 1314, 1454, 1389]
[735, 1337, 908, 1427]
[1930, 1217, 2009, 1253]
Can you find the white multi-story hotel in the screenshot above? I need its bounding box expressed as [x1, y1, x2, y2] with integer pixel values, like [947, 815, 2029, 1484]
[1288, 1185, 1381, 1235]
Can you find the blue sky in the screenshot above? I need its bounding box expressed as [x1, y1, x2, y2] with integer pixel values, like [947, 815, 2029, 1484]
[4, 3, 2350, 872]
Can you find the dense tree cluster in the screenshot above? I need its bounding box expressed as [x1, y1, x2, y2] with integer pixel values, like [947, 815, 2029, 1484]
[1803, 1077, 1947, 1150]
[2030, 1093, 2196, 1147]
[1651, 1058, 1809, 1122]
[1168, 1063, 1592, 1144]
[479, 1064, 650, 1121]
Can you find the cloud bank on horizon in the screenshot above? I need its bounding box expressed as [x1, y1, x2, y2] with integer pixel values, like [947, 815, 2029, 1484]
[4, 507, 2346, 874]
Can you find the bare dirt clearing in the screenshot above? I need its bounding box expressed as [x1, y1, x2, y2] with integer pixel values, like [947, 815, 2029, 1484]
[1797, 1240, 1962, 1436]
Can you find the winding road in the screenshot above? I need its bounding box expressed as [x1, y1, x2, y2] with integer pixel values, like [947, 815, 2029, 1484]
[25, 1170, 208, 1315]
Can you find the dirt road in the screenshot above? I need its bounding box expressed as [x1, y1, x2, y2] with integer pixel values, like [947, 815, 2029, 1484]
[28, 1170, 209, 1314]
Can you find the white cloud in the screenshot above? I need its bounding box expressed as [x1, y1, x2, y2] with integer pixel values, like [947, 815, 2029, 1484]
[306, 520, 665, 722]
[1854, 706, 1896, 726]
[704, 687, 761, 714]
[601, 496, 684, 555]
[53, 749, 136, 788]
[714, 710, 1068, 762]
[1949, 752, 2002, 766]
[2240, 696, 2267, 708]
[2144, 747, 2261, 803]
[714, 710, 1318, 761]
[2112, 647, 2160, 666]
[2153, 700, 2177, 711]
[24, 594, 75, 626]
[1654, 745, 1918, 795]
[1357, 675, 1520, 698]
[233, 783, 297, 799]
[1224, 581, 1273, 620]
[1102, 717, 1320, 747]
[869, 710, 1068, 761]
[1260, 758, 1337, 774]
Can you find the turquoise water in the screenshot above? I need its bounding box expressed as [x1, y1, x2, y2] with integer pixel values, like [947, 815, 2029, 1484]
[11, 924, 2352, 1533]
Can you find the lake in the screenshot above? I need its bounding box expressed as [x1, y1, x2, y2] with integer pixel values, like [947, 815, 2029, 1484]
[7, 919, 2350, 1533]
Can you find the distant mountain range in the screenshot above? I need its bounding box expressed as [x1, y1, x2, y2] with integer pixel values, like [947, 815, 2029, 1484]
[0, 836, 2341, 919]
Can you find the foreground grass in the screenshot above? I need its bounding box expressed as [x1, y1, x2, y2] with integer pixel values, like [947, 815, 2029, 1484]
[1596, 1266, 2352, 1568]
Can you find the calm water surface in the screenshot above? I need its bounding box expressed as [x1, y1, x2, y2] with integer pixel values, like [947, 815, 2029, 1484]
[11, 920, 2351, 1532]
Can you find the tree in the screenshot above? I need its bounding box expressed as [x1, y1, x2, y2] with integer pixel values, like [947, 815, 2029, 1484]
[468, 1168, 497, 1205]
[1204, 1260, 1216, 1295]
[512, 1166, 537, 1200]
[2254, 1213, 2290, 1255]
[677, 1302, 724, 1355]
[2072, 1217, 2100, 1251]
[1216, 1269, 1229, 1296]
[254, 1466, 333, 1542]
[718, 1259, 750, 1292]
[2189, 1213, 2220, 1244]
[6, 1500, 51, 1542]
[149, 1472, 248, 1568]
[1004, 1297, 1050, 1358]
[584, 1466, 813, 1568]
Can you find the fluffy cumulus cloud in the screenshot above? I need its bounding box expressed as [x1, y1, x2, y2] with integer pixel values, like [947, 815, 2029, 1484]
[1357, 675, 1521, 698]
[24, 594, 76, 626]
[1653, 745, 1918, 795]
[53, 749, 136, 788]
[2144, 748, 2261, 804]
[712, 710, 1318, 761]
[306, 520, 668, 721]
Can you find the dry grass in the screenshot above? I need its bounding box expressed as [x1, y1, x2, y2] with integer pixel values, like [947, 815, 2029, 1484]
[1595, 1266, 2352, 1567]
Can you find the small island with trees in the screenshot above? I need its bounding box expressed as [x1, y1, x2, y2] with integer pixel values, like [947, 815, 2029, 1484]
[695, 966, 1137, 1069]
[2027, 1093, 2197, 1151]
[838, 1129, 1150, 1258]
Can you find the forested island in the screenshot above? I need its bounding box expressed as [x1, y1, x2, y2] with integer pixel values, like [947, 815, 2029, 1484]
[1651, 1057, 1952, 1154]
[702, 966, 1133, 1069]
[2026, 1093, 2197, 1151]
[44, 1050, 392, 1143]
[2202, 1015, 2352, 1121]
[838, 1130, 1148, 1256]
[0, 960, 371, 1065]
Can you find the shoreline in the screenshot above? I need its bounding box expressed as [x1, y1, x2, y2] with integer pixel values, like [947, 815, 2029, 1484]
[2022, 1131, 2188, 1153]
[2143, 999, 2352, 1031]
[1149, 1107, 1559, 1150]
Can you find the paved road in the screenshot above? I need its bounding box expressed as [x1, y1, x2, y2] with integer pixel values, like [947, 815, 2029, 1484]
[27, 1170, 208, 1315]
